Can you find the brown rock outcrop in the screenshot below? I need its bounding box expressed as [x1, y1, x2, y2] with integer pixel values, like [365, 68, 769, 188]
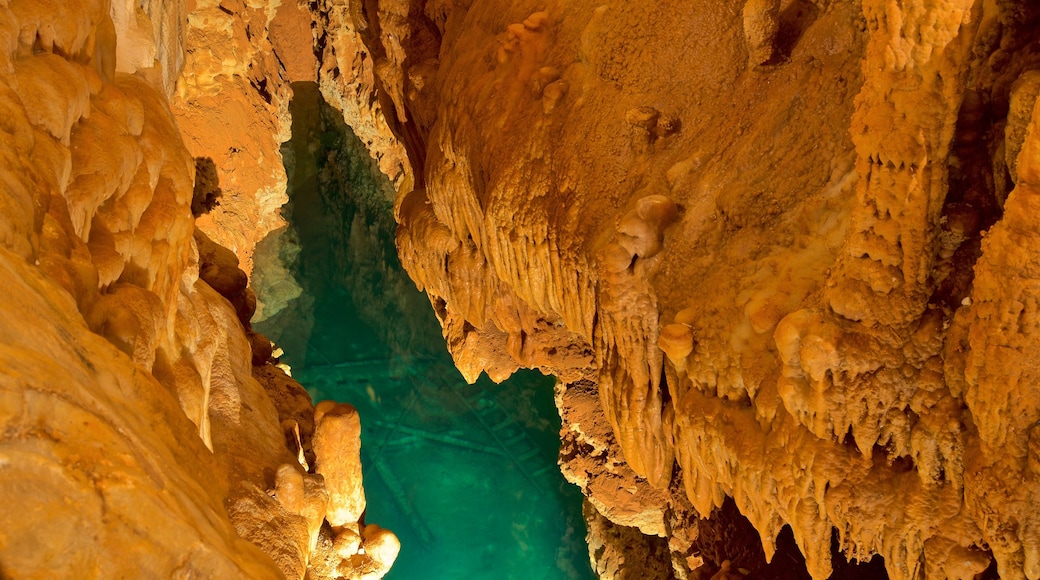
[0, 1, 395, 578]
[356, 0, 1040, 577]
[959, 69, 1040, 578]
[313, 0, 416, 190]
[558, 379, 671, 539]
[171, 0, 293, 275]
[110, 0, 187, 95]
[270, 0, 318, 83]
[583, 499, 676, 580]
[0, 1, 282, 573]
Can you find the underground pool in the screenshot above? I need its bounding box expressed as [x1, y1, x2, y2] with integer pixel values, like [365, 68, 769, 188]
[252, 82, 596, 580]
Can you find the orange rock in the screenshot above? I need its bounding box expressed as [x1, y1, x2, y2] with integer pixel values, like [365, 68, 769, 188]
[0, 2, 394, 578]
[380, 0, 1040, 576]
[312, 401, 366, 529]
[270, 0, 318, 83]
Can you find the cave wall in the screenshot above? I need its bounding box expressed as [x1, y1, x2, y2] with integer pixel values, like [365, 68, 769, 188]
[313, 0, 414, 190]
[169, 0, 292, 275]
[340, 0, 1040, 577]
[0, 1, 397, 578]
[6, 0, 1040, 578]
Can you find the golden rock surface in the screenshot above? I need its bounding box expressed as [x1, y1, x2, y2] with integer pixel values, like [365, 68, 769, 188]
[371, 0, 1040, 577]
[4, 0, 1040, 578]
[0, 1, 395, 577]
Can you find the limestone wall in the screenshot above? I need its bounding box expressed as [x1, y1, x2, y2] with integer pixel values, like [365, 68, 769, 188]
[6, 0, 1040, 577]
[372, 0, 1040, 577]
[0, 1, 395, 578]
[170, 0, 292, 275]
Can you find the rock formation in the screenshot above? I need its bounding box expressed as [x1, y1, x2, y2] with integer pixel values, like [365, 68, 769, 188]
[313, 0, 414, 190]
[170, 0, 293, 275]
[0, 1, 395, 577]
[356, 0, 1040, 577]
[6, 0, 1040, 579]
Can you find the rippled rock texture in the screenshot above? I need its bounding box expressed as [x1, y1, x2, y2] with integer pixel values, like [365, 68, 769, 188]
[7, 0, 1040, 578]
[0, 1, 394, 578]
[361, 0, 1040, 577]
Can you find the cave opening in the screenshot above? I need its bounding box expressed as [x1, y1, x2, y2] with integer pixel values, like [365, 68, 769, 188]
[252, 81, 595, 579]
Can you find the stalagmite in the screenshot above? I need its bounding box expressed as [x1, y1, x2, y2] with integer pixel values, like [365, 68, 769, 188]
[312, 401, 367, 530]
[5, 0, 1040, 578]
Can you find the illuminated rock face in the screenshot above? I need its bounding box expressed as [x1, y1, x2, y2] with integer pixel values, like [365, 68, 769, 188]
[356, 0, 1040, 577]
[0, 1, 394, 578]
[312, 0, 414, 190]
[210, 0, 416, 241]
[5, 0, 1040, 578]
[170, 0, 293, 276]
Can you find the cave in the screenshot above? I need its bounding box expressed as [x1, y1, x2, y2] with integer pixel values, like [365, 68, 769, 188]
[252, 81, 594, 578]
[2, 1, 1040, 579]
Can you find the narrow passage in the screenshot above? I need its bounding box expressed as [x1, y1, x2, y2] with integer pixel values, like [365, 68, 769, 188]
[253, 81, 595, 580]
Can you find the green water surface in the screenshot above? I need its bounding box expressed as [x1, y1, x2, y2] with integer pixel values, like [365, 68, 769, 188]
[253, 82, 595, 580]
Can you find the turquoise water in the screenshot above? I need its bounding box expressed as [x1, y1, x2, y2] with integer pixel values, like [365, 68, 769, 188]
[254, 82, 595, 580]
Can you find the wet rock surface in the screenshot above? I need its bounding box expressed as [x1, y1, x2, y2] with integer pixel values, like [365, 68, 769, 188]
[0, 2, 395, 576]
[365, 0, 1040, 577]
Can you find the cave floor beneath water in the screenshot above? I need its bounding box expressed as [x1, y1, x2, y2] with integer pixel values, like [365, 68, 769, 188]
[254, 82, 594, 580]
[294, 329, 593, 580]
